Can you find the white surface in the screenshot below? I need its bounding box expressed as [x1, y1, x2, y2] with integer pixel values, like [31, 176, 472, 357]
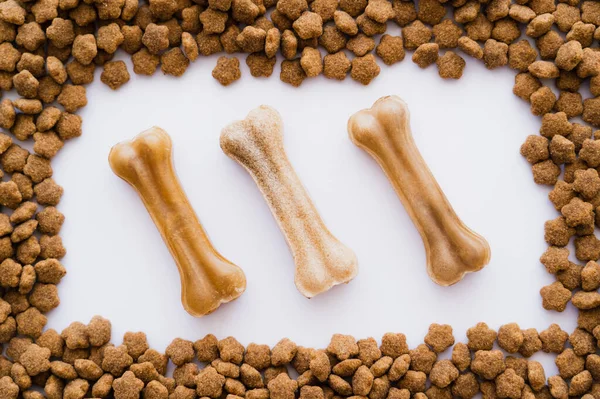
[48, 48, 574, 372]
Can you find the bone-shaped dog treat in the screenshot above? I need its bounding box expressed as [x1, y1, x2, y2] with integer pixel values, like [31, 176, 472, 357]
[348, 96, 490, 286]
[109, 127, 246, 316]
[220, 106, 358, 298]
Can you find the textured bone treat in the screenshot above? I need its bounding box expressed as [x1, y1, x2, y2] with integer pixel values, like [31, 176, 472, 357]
[220, 106, 358, 298]
[347, 96, 490, 286]
[109, 127, 246, 316]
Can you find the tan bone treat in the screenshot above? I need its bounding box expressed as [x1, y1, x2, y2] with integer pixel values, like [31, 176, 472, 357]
[109, 127, 246, 316]
[347, 96, 490, 286]
[220, 106, 358, 298]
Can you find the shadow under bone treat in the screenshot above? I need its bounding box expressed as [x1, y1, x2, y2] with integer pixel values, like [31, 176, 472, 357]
[108, 127, 246, 317]
[220, 106, 358, 298]
[348, 96, 490, 286]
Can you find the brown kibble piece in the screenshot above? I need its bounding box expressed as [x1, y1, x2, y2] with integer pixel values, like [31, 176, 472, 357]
[540, 281, 572, 311]
[437, 51, 465, 79]
[412, 43, 439, 68]
[100, 61, 129, 90]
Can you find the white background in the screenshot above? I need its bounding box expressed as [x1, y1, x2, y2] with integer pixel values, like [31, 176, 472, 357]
[48, 43, 575, 374]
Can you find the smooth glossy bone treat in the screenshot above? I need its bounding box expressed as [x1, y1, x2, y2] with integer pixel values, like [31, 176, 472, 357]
[220, 106, 358, 298]
[348, 96, 490, 286]
[109, 127, 246, 316]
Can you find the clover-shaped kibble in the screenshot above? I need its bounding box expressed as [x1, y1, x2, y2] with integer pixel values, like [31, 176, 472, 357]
[409, 344, 436, 374]
[573, 169, 600, 200]
[214, 337, 242, 365]
[429, 360, 458, 388]
[163, 338, 193, 367]
[580, 139, 600, 168]
[373, 35, 403, 66]
[584, 97, 600, 128]
[113, 370, 144, 399]
[7, 336, 33, 361]
[555, 91, 583, 118]
[513, 73, 541, 101]
[483, 39, 508, 69]
[347, 34, 375, 57]
[160, 48, 190, 77]
[29, 283, 59, 312]
[495, 368, 524, 399]
[517, 328, 541, 358]
[496, 323, 523, 353]
[280, 59, 306, 87]
[62, 322, 89, 350]
[469, 350, 505, 380]
[236, 26, 266, 53]
[532, 160, 560, 185]
[402, 21, 432, 50]
[34, 259, 66, 284]
[299, 48, 322, 78]
[308, 350, 330, 382]
[270, 338, 296, 366]
[581, 261, 600, 292]
[562, 197, 594, 227]
[240, 364, 263, 388]
[540, 113, 573, 140]
[13, 71, 39, 99]
[550, 135, 576, 164]
[264, 366, 288, 385]
[245, 54, 275, 78]
[350, 54, 380, 85]
[356, 337, 380, 366]
[520, 135, 549, 164]
[0, 259, 21, 288]
[437, 51, 465, 79]
[100, 61, 130, 91]
[102, 345, 133, 376]
[323, 52, 351, 80]
[413, 43, 439, 68]
[540, 281, 572, 311]
[398, 370, 426, 393]
[556, 348, 585, 378]
[447, 343, 469, 373]
[144, 380, 169, 399]
[293, 11, 323, 39]
[507, 40, 537, 71]
[530, 86, 556, 116]
[324, 335, 355, 362]
[20, 344, 51, 375]
[422, 324, 454, 354]
[466, 322, 497, 351]
[539, 323, 568, 354]
[267, 373, 298, 399]
[212, 56, 241, 86]
[570, 328, 595, 356]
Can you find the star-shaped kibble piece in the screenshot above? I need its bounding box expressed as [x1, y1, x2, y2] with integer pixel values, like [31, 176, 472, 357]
[540, 281, 572, 312]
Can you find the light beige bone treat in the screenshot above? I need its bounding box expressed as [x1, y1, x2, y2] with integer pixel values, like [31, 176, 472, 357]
[348, 96, 490, 286]
[220, 106, 358, 298]
[109, 127, 246, 316]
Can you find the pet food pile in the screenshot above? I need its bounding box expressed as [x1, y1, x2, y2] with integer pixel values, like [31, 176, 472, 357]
[0, 0, 598, 394]
[1, 319, 598, 399]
